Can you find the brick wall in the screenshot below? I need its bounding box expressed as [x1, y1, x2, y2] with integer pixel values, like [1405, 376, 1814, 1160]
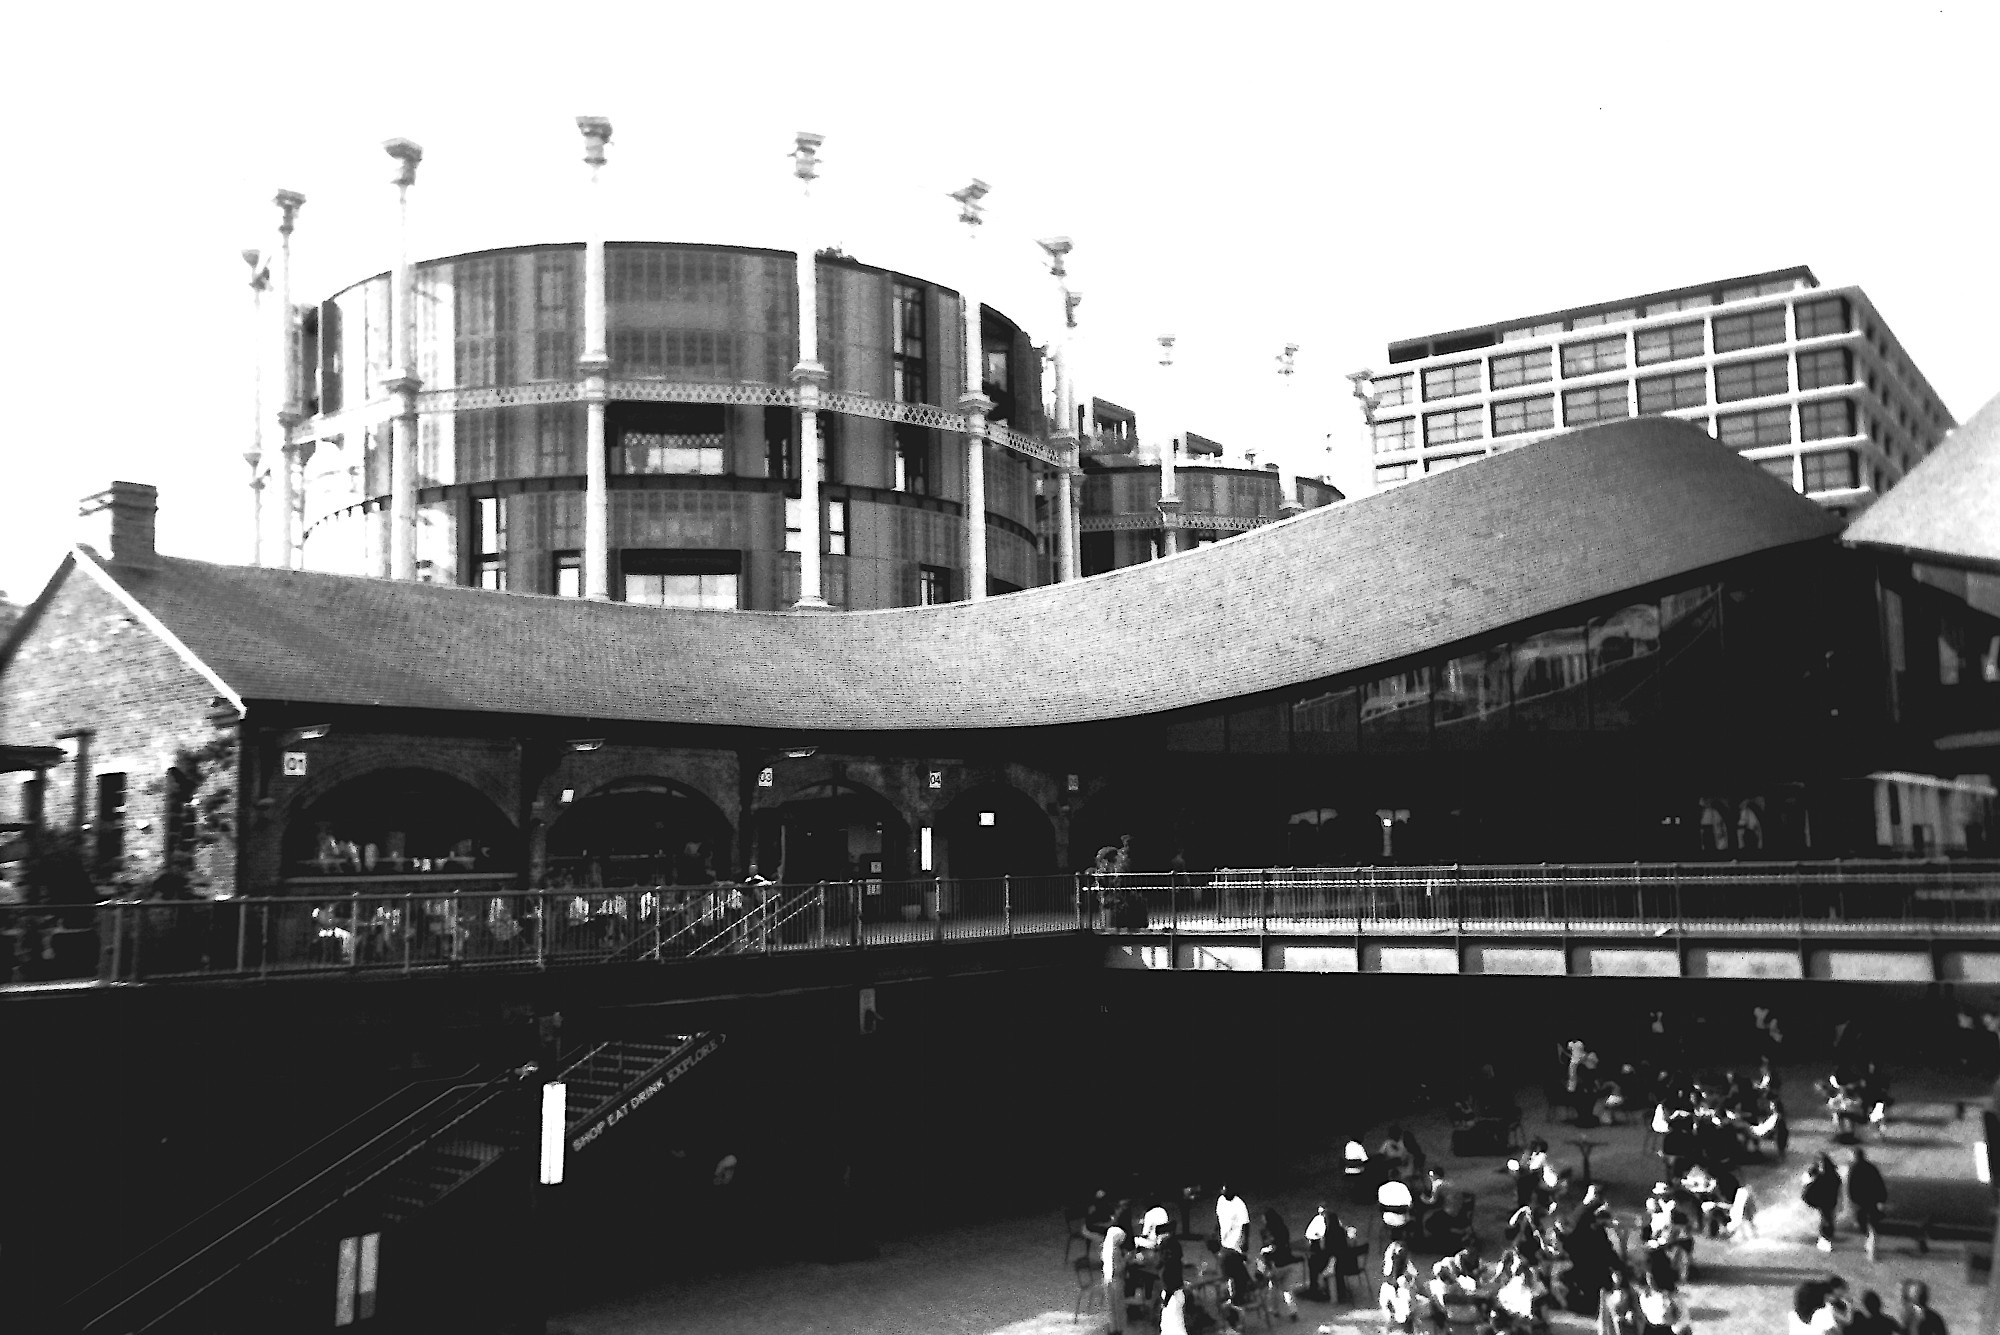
[0, 563, 238, 895]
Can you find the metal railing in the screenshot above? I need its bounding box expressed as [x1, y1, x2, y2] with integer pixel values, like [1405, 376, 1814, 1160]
[7, 860, 1999, 987]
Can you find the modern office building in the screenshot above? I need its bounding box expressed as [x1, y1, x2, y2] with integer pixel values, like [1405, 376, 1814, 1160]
[1077, 400, 1341, 574]
[1356, 266, 1955, 517]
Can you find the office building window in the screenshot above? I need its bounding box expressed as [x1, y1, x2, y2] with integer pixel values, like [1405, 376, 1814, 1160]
[622, 549, 741, 609]
[1635, 321, 1704, 366]
[1491, 395, 1555, 437]
[1636, 370, 1708, 414]
[828, 499, 848, 555]
[1717, 407, 1792, 449]
[1713, 306, 1787, 353]
[1796, 348, 1852, 391]
[1561, 335, 1626, 378]
[1372, 418, 1417, 454]
[1424, 406, 1484, 447]
[1374, 462, 1414, 484]
[1801, 449, 1859, 493]
[609, 328, 736, 378]
[474, 496, 506, 590]
[1490, 347, 1553, 389]
[1570, 308, 1637, 329]
[892, 282, 927, 403]
[1795, 296, 1850, 339]
[1562, 383, 1630, 426]
[1758, 457, 1797, 486]
[1714, 356, 1788, 403]
[96, 772, 126, 868]
[1800, 397, 1855, 441]
[553, 550, 582, 597]
[918, 564, 951, 605]
[1721, 277, 1803, 301]
[1500, 321, 1564, 343]
[1373, 372, 1413, 408]
[894, 423, 931, 494]
[1421, 361, 1481, 401]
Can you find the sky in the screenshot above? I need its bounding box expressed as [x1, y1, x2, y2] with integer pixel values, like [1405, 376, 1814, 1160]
[2, 0, 1996, 604]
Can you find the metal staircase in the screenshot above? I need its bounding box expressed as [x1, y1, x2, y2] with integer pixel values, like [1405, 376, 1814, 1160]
[558, 1032, 726, 1160]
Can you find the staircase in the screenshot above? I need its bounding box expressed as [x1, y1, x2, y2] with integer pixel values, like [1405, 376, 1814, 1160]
[560, 1033, 726, 1159]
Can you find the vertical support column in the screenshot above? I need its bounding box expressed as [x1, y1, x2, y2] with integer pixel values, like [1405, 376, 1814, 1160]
[1156, 335, 1181, 556]
[790, 133, 831, 611]
[950, 179, 991, 603]
[1054, 453, 1078, 582]
[1276, 343, 1305, 517]
[274, 191, 306, 569]
[1039, 237, 1080, 584]
[243, 248, 268, 566]
[382, 139, 424, 582]
[577, 118, 613, 600]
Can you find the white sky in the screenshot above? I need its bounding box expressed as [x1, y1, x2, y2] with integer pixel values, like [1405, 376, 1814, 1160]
[2, 0, 1996, 604]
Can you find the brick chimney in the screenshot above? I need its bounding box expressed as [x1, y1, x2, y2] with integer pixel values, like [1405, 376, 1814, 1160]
[78, 481, 160, 569]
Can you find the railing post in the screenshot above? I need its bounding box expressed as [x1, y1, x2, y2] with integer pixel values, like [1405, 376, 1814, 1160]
[130, 903, 144, 982]
[815, 884, 826, 947]
[934, 880, 945, 944]
[1003, 875, 1012, 937]
[106, 901, 124, 982]
[404, 892, 415, 973]
[850, 881, 862, 948]
[259, 901, 271, 979]
[233, 899, 248, 974]
[1261, 869, 1271, 935]
[1075, 873, 1085, 931]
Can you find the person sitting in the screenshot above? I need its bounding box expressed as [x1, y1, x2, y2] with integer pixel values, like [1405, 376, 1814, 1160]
[1428, 1247, 1481, 1304]
[1636, 1269, 1692, 1335]
[1302, 1204, 1333, 1301]
[1379, 1242, 1418, 1332]
[1259, 1208, 1307, 1322]
[1378, 1125, 1417, 1181]
[1139, 1200, 1174, 1250]
[1378, 1177, 1415, 1244]
[1642, 1183, 1695, 1285]
[1425, 1188, 1477, 1253]
[1491, 1249, 1544, 1333]
[1082, 1188, 1117, 1246]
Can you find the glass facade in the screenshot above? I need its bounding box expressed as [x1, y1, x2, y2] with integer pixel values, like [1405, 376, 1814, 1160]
[1715, 356, 1788, 403]
[1562, 383, 1629, 426]
[1635, 321, 1705, 366]
[1422, 362, 1481, 401]
[1636, 371, 1707, 414]
[1561, 335, 1626, 378]
[1492, 395, 1555, 437]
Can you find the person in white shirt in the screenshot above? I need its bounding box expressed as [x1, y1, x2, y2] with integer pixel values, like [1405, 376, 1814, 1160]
[1102, 1219, 1130, 1333]
[1215, 1184, 1251, 1256]
[1139, 1201, 1172, 1250]
[1378, 1178, 1415, 1243]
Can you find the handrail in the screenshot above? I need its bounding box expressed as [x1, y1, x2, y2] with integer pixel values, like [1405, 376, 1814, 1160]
[64, 1062, 481, 1320]
[76, 1064, 531, 1333]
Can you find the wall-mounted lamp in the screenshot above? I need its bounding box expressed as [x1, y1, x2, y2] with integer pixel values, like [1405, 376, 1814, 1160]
[282, 724, 332, 744]
[781, 747, 817, 760]
[566, 739, 605, 753]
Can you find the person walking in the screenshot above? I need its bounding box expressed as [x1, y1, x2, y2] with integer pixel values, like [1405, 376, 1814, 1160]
[1102, 1211, 1131, 1334]
[1846, 1148, 1888, 1262]
[1802, 1153, 1843, 1253]
[1900, 1278, 1948, 1335]
[1216, 1183, 1251, 1256]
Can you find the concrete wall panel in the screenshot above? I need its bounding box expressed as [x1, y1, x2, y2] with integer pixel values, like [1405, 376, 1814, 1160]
[1180, 943, 1262, 971]
[1809, 950, 1935, 982]
[1367, 944, 1459, 975]
[1574, 947, 1681, 978]
[1468, 944, 1566, 975]
[1688, 947, 1804, 980]
[1275, 944, 1361, 973]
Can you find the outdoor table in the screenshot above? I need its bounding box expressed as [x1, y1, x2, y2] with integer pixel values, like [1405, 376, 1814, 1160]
[1568, 1136, 1605, 1185]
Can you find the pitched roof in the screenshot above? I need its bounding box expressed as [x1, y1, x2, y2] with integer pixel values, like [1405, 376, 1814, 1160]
[84, 418, 1840, 733]
[1844, 391, 2000, 572]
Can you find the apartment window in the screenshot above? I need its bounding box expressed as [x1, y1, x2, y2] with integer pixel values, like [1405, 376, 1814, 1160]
[553, 550, 583, 598]
[1636, 370, 1708, 414]
[534, 405, 578, 475]
[1795, 296, 1851, 340]
[1490, 347, 1553, 390]
[1635, 321, 1704, 366]
[917, 564, 951, 605]
[609, 328, 736, 379]
[892, 282, 927, 403]
[1713, 306, 1787, 353]
[1717, 407, 1792, 449]
[453, 257, 513, 387]
[1424, 406, 1484, 448]
[1420, 361, 1481, 401]
[621, 550, 741, 609]
[1796, 348, 1852, 391]
[1374, 462, 1414, 484]
[1560, 335, 1626, 378]
[894, 424, 931, 494]
[1491, 395, 1555, 437]
[818, 413, 841, 483]
[1800, 397, 1856, 441]
[1714, 356, 1788, 403]
[1757, 457, 1797, 485]
[1373, 373, 1413, 408]
[1372, 418, 1417, 454]
[474, 497, 506, 590]
[828, 499, 848, 556]
[615, 403, 728, 475]
[764, 407, 793, 481]
[96, 772, 126, 868]
[1562, 383, 1630, 426]
[1801, 449, 1859, 493]
[608, 248, 732, 301]
[1570, 308, 1636, 329]
[1644, 294, 1713, 316]
[531, 254, 577, 380]
[784, 497, 804, 554]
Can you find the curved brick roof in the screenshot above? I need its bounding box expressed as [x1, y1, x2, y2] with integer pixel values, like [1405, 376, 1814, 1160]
[92, 417, 1840, 733]
[1845, 390, 2000, 572]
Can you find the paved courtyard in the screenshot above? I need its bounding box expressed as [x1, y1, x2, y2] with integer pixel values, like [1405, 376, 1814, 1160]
[550, 1064, 1994, 1335]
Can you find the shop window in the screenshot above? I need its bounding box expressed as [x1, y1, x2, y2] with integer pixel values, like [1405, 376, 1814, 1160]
[918, 564, 951, 605]
[1512, 626, 1590, 730]
[474, 496, 506, 590]
[620, 549, 742, 609]
[1360, 665, 1432, 751]
[553, 550, 582, 598]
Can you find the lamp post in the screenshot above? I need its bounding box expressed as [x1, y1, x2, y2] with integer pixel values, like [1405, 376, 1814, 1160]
[577, 117, 613, 599]
[950, 179, 991, 602]
[382, 139, 423, 581]
[790, 132, 832, 611]
[1156, 336, 1181, 557]
[1038, 237, 1080, 583]
[273, 190, 306, 569]
[1276, 344, 1305, 517]
[243, 249, 269, 565]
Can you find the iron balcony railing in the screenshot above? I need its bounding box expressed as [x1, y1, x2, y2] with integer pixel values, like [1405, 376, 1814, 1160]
[5, 861, 1999, 986]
